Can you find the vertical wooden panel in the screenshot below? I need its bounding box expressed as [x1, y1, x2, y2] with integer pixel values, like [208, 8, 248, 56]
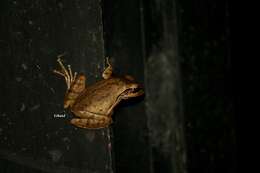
[102, 1, 152, 173]
[0, 0, 113, 172]
[177, 0, 235, 173]
[141, 0, 187, 173]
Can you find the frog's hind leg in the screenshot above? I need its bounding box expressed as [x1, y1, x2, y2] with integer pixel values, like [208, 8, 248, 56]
[102, 57, 113, 79]
[70, 117, 112, 129]
[53, 58, 86, 108]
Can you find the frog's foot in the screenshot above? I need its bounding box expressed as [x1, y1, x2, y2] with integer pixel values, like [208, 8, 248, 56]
[102, 57, 113, 79]
[53, 58, 78, 90]
[70, 117, 112, 129]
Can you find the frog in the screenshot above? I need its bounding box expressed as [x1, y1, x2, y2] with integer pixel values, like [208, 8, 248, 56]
[53, 57, 144, 129]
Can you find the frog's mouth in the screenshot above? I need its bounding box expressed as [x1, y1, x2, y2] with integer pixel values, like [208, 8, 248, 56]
[121, 86, 144, 99]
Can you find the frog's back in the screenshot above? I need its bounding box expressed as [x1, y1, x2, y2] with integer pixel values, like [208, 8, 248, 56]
[71, 78, 125, 115]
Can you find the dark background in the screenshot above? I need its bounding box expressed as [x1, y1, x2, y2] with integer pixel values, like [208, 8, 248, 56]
[0, 0, 234, 173]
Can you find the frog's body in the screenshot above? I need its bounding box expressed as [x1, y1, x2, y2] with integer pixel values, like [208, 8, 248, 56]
[53, 58, 144, 129]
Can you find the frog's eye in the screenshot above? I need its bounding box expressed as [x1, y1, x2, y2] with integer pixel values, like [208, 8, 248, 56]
[124, 75, 135, 81]
[121, 85, 144, 99]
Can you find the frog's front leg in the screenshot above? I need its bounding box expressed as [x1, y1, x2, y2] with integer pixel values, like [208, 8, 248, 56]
[70, 113, 112, 129]
[53, 58, 86, 108]
[102, 57, 113, 79]
[63, 74, 86, 108]
[53, 58, 78, 90]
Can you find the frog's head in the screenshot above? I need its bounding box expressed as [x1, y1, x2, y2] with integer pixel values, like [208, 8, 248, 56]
[120, 75, 144, 99]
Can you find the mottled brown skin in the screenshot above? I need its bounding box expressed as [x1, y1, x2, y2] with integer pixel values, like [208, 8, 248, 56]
[53, 58, 144, 129]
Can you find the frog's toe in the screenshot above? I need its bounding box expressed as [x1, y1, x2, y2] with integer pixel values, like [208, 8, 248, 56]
[70, 118, 111, 129]
[102, 57, 113, 79]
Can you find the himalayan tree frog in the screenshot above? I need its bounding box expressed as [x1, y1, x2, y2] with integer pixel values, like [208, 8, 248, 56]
[53, 58, 144, 129]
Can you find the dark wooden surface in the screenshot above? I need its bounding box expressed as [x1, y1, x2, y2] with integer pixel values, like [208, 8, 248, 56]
[0, 0, 234, 173]
[177, 0, 235, 173]
[0, 0, 113, 173]
[102, 1, 151, 173]
[141, 1, 187, 173]
[103, 0, 187, 173]
[103, 0, 234, 173]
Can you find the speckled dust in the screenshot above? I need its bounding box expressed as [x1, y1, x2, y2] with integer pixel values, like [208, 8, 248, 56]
[21, 63, 28, 70]
[84, 132, 95, 142]
[20, 103, 26, 112]
[29, 104, 40, 111]
[48, 149, 63, 162]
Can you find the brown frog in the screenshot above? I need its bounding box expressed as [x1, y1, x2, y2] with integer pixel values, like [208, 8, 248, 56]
[53, 58, 144, 129]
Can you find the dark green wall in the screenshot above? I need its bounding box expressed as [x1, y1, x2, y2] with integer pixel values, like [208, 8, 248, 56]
[0, 0, 113, 172]
[0, 0, 234, 173]
[177, 0, 235, 173]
